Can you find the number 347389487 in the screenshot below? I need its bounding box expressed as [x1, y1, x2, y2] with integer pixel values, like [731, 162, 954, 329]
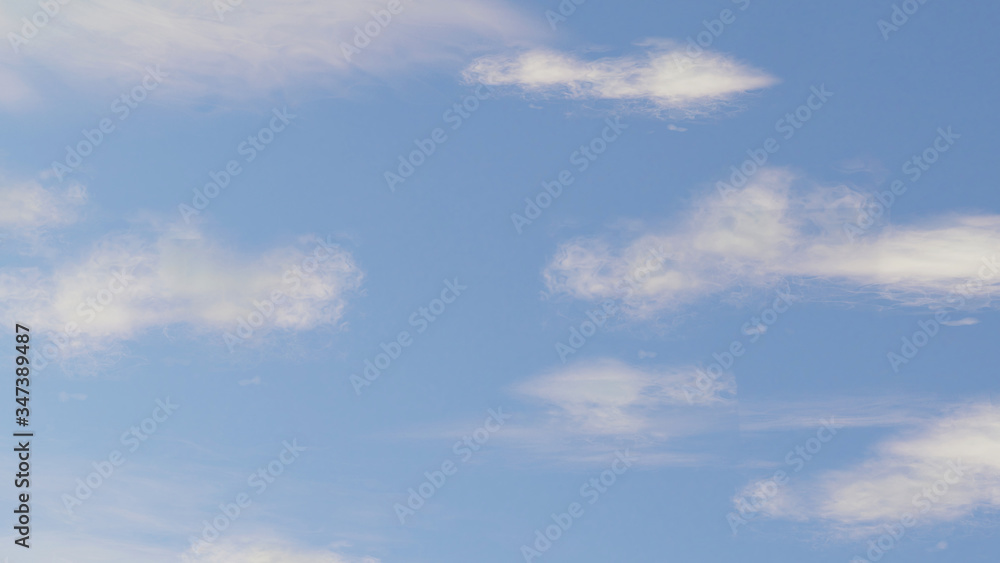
[15, 324, 29, 426]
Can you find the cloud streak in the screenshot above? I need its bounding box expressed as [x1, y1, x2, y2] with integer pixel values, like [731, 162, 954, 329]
[0, 0, 540, 108]
[544, 168, 1000, 316]
[464, 40, 777, 116]
[505, 358, 736, 466]
[183, 537, 379, 563]
[748, 402, 1000, 538]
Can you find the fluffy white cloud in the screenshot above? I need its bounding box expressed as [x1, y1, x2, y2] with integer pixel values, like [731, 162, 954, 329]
[749, 403, 1000, 537]
[0, 224, 363, 359]
[464, 40, 776, 115]
[0, 0, 540, 107]
[544, 168, 1000, 315]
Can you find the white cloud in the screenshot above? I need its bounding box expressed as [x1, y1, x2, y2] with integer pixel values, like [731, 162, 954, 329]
[751, 403, 1000, 537]
[0, 180, 86, 230]
[464, 40, 777, 116]
[941, 317, 979, 327]
[184, 537, 378, 563]
[544, 168, 1000, 315]
[0, 224, 363, 360]
[737, 396, 941, 433]
[506, 358, 736, 465]
[0, 0, 540, 108]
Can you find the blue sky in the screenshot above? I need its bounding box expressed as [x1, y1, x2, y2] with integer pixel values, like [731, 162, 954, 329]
[1, 0, 999, 561]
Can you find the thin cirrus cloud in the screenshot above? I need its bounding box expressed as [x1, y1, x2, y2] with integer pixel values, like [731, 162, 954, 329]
[504, 358, 737, 466]
[463, 40, 777, 116]
[0, 222, 363, 361]
[182, 537, 380, 563]
[0, 0, 541, 108]
[0, 179, 87, 231]
[745, 402, 1000, 538]
[543, 168, 1000, 316]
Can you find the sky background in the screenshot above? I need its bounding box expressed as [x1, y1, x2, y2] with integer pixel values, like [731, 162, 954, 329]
[1, 0, 999, 561]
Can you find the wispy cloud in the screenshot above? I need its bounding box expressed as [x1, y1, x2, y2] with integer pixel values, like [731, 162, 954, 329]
[183, 536, 379, 563]
[0, 178, 86, 231]
[464, 40, 777, 116]
[544, 168, 1000, 316]
[737, 396, 943, 433]
[504, 358, 736, 466]
[0, 0, 540, 108]
[750, 402, 1000, 538]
